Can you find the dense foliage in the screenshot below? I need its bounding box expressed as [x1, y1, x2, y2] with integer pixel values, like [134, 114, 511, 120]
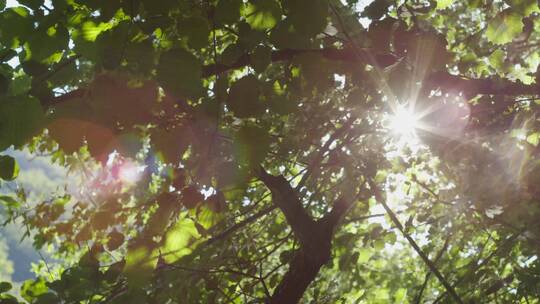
[0, 0, 539, 303]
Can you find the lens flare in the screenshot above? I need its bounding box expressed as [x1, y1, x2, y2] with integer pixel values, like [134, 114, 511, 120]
[387, 105, 419, 137]
[117, 160, 144, 185]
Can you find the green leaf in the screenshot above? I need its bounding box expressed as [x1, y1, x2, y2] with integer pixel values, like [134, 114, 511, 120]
[357, 248, 373, 263]
[505, 0, 539, 16]
[0, 155, 19, 181]
[177, 16, 210, 49]
[34, 292, 59, 304]
[18, 0, 43, 10]
[142, 0, 177, 15]
[394, 288, 407, 303]
[95, 22, 130, 70]
[362, 0, 392, 20]
[250, 45, 271, 73]
[227, 75, 265, 118]
[123, 240, 159, 289]
[436, 0, 453, 10]
[270, 19, 312, 49]
[0, 96, 44, 150]
[0, 48, 17, 63]
[489, 49, 505, 70]
[0, 282, 12, 293]
[80, 21, 113, 42]
[8, 72, 31, 96]
[527, 133, 540, 146]
[216, 161, 249, 189]
[0, 0, 5, 10]
[383, 231, 397, 245]
[373, 239, 385, 251]
[161, 216, 200, 263]
[238, 21, 267, 49]
[286, 0, 328, 37]
[103, 260, 125, 282]
[151, 125, 191, 164]
[0, 7, 34, 47]
[215, 0, 243, 25]
[24, 24, 69, 62]
[486, 10, 524, 45]
[0, 195, 20, 208]
[235, 124, 271, 168]
[124, 40, 155, 74]
[157, 48, 203, 98]
[220, 43, 243, 66]
[20, 278, 48, 302]
[244, 0, 281, 31]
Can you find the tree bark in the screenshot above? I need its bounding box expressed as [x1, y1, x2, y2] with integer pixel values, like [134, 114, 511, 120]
[268, 244, 331, 304]
[257, 167, 352, 304]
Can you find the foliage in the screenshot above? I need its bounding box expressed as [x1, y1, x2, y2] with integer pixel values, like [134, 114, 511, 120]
[0, 0, 539, 303]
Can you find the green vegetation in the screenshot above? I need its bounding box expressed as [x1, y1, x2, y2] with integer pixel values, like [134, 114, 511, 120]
[0, 0, 539, 303]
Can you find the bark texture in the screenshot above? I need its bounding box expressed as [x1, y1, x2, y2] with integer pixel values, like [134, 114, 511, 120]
[257, 167, 352, 304]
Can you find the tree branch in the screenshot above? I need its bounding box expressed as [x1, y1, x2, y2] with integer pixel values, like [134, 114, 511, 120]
[319, 197, 354, 231]
[368, 180, 465, 304]
[256, 166, 317, 246]
[415, 234, 452, 304]
[45, 47, 539, 109]
[432, 231, 522, 304]
[202, 48, 397, 77]
[425, 71, 539, 97]
[296, 117, 355, 192]
[256, 167, 355, 304]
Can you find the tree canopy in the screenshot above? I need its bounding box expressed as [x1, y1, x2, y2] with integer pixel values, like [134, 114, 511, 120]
[0, 0, 539, 303]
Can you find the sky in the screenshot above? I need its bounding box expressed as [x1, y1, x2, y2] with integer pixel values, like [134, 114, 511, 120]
[1, 148, 68, 282]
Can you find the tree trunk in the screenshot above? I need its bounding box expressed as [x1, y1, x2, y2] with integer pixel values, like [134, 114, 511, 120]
[257, 168, 353, 304]
[268, 240, 332, 304]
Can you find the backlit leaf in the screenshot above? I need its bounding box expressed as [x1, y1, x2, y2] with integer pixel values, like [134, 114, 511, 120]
[244, 0, 281, 31]
[436, 0, 453, 10]
[486, 10, 524, 45]
[161, 216, 200, 263]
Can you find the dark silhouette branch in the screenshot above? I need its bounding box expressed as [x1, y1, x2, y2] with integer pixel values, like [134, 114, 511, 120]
[414, 234, 452, 304]
[256, 167, 354, 304]
[202, 48, 398, 77]
[425, 71, 540, 97]
[256, 167, 317, 246]
[44, 47, 539, 110]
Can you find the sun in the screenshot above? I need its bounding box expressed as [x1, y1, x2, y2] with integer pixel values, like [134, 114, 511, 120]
[387, 105, 420, 138]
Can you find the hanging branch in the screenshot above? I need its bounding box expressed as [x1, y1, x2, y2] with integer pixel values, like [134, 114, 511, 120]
[415, 235, 452, 304]
[368, 180, 465, 304]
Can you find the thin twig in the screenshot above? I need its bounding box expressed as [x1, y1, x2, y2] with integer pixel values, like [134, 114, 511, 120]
[369, 180, 465, 304]
[415, 234, 452, 304]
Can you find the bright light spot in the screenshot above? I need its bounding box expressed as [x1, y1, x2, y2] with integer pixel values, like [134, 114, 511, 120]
[118, 160, 144, 185]
[387, 105, 419, 137]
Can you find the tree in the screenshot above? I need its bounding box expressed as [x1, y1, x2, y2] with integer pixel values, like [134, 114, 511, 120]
[0, 0, 539, 303]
